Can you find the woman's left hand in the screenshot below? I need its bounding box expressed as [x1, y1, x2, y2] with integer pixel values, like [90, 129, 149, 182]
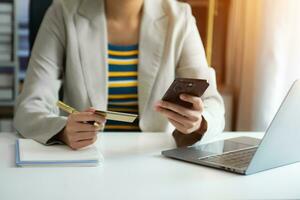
[155, 94, 204, 134]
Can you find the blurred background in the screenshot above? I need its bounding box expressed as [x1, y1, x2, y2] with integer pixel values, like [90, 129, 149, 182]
[0, 0, 299, 133]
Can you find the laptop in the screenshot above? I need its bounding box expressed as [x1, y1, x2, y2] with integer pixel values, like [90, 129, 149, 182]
[162, 80, 300, 175]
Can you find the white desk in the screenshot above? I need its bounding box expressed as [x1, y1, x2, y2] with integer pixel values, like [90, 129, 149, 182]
[0, 132, 299, 200]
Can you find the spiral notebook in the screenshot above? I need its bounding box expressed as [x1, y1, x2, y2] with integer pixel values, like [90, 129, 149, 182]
[15, 139, 102, 167]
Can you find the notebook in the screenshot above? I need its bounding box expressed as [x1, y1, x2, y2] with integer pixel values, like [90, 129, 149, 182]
[15, 139, 102, 167]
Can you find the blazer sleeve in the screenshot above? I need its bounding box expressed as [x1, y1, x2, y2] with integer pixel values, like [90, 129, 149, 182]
[174, 4, 225, 145]
[13, 2, 67, 144]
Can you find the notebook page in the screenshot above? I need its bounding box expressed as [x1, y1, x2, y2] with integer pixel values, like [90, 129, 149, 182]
[18, 139, 100, 162]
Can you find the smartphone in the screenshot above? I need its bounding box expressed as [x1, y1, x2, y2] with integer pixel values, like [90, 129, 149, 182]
[162, 78, 209, 108]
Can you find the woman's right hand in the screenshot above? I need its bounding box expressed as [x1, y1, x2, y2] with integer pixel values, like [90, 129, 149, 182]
[57, 108, 106, 150]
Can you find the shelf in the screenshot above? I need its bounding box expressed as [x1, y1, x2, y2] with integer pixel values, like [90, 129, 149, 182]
[0, 0, 19, 110]
[0, 62, 17, 67]
[0, 101, 15, 107]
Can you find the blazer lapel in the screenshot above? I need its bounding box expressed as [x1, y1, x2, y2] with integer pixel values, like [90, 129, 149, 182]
[75, 0, 108, 110]
[74, 0, 168, 114]
[139, 0, 168, 116]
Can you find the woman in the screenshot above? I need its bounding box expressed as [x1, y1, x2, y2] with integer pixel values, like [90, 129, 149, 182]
[14, 0, 225, 149]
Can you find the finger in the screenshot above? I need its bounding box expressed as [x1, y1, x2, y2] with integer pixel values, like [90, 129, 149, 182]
[84, 107, 97, 112]
[73, 122, 102, 132]
[83, 109, 103, 128]
[93, 117, 107, 126]
[157, 101, 196, 120]
[91, 114, 106, 124]
[72, 112, 106, 123]
[159, 107, 200, 129]
[71, 138, 96, 150]
[180, 94, 204, 111]
[78, 134, 98, 143]
[157, 107, 193, 125]
[92, 122, 105, 130]
[70, 131, 97, 142]
[154, 102, 161, 111]
[71, 136, 97, 150]
[168, 118, 189, 134]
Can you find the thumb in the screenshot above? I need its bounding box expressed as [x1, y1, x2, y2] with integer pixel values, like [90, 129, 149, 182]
[84, 107, 96, 113]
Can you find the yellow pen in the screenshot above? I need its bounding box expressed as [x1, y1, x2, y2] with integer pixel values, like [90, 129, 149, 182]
[57, 101, 100, 128]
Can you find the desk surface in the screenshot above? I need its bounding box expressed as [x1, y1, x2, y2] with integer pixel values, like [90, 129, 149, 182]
[0, 132, 299, 200]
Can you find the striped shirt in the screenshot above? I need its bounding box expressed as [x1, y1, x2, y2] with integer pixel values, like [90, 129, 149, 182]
[104, 44, 141, 132]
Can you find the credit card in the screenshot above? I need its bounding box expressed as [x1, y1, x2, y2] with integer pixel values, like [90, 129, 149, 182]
[95, 110, 138, 123]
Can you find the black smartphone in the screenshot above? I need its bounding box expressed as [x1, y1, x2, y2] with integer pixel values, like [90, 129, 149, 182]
[162, 78, 209, 108]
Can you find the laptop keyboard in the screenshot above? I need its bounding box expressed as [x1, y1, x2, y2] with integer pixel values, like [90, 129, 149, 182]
[199, 147, 258, 169]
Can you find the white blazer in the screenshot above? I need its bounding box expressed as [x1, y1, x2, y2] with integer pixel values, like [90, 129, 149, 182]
[14, 0, 225, 144]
